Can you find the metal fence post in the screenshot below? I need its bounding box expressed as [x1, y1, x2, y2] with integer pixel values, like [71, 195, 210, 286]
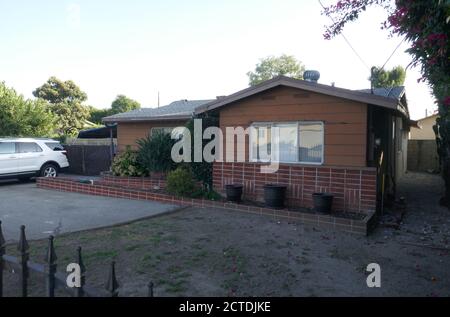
[0, 221, 5, 297]
[76, 247, 86, 297]
[147, 281, 154, 297]
[17, 225, 29, 297]
[45, 236, 57, 297]
[105, 261, 119, 297]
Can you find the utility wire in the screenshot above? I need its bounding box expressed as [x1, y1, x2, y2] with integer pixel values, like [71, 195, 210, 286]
[380, 37, 406, 71]
[318, 0, 371, 71]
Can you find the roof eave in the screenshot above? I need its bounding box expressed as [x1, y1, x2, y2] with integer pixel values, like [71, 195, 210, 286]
[102, 114, 192, 123]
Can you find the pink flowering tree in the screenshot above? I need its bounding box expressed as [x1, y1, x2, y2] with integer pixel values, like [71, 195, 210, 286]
[323, 0, 450, 205]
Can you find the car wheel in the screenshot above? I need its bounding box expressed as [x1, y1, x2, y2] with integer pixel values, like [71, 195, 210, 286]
[40, 164, 59, 178]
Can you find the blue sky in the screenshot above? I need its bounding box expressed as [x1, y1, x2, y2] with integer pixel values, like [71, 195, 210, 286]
[0, 0, 436, 119]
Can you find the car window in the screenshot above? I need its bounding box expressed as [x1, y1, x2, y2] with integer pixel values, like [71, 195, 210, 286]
[0, 142, 16, 154]
[17, 142, 43, 153]
[45, 142, 65, 151]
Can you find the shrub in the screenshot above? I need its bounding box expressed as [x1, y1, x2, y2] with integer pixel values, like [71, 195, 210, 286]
[166, 166, 196, 197]
[185, 115, 219, 189]
[137, 131, 176, 173]
[111, 146, 147, 177]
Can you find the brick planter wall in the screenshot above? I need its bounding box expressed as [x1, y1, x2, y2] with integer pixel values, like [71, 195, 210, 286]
[36, 177, 375, 235]
[98, 174, 166, 190]
[213, 162, 377, 215]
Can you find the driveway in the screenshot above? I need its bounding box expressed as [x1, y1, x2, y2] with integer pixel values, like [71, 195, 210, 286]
[0, 180, 180, 242]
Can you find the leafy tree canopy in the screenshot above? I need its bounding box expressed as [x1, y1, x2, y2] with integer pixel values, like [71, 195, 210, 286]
[0, 82, 55, 137]
[371, 65, 406, 88]
[33, 76, 87, 104]
[33, 77, 90, 136]
[111, 95, 141, 114]
[247, 54, 305, 86]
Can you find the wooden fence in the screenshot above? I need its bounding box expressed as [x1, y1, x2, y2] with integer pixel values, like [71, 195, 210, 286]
[0, 221, 153, 297]
[64, 145, 112, 176]
[407, 140, 440, 172]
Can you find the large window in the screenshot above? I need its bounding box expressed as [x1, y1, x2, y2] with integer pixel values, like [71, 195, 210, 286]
[151, 127, 185, 139]
[250, 122, 324, 164]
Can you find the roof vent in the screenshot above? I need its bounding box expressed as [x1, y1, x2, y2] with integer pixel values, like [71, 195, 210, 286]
[303, 70, 320, 83]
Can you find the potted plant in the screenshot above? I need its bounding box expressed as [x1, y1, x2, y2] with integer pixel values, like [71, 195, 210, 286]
[312, 192, 334, 213]
[263, 184, 287, 209]
[225, 184, 243, 202]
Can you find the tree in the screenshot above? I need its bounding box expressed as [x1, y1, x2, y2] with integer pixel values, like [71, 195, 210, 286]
[370, 65, 406, 87]
[322, 0, 450, 205]
[33, 77, 90, 136]
[247, 54, 305, 86]
[0, 82, 55, 137]
[88, 106, 111, 125]
[111, 95, 141, 114]
[136, 131, 176, 173]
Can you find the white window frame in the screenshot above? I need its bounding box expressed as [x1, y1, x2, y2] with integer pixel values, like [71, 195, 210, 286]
[249, 121, 324, 165]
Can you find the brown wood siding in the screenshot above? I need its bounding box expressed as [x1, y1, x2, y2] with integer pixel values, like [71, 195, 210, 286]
[219, 86, 368, 167]
[117, 120, 187, 152]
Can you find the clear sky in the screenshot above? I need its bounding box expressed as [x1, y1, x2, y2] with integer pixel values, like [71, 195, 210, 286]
[0, 0, 436, 119]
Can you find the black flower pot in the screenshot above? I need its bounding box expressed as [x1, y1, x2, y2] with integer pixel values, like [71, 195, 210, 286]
[263, 184, 287, 209]
[225, 184, 243, 202]
[312, 193, 334, 213]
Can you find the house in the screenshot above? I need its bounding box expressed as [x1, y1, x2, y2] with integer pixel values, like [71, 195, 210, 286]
[409, 113, 438, 140]
[103, 75, 412, 215]
[103, 99, 212, 152]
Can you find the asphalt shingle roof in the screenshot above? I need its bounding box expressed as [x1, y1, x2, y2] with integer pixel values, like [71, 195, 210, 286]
[103, 79, 407, 123]
[103, 99, 213, 122]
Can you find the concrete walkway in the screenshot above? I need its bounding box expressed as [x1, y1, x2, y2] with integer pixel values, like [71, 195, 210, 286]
[0, 180, 180, 242]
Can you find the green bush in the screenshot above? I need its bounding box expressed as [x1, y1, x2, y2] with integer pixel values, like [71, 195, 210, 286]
[166, 166, 196, 197]
[185, 115, 219, 189]
[137, 131, 176, 173]
[111, 146, 147, 177]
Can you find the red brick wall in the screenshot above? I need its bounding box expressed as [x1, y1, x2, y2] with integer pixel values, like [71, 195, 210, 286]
[213, 162, 377, 215]
[98, 175, 166, 190]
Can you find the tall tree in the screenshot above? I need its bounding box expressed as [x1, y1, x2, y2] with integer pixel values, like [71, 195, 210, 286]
[371, 65, 406, 87]
[88, 106, 111, 125]
[33, 77, 90, 135]
[0, 82, 55, 137]
[247, 55, 305, 86]
[111, 95, 141, 114]
[322, 0, 450, 205]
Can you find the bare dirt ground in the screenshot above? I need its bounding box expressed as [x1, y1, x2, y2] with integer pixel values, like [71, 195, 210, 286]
[3, 172, 449, 297]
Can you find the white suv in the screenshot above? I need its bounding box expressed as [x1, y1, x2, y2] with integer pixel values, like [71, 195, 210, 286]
[0, 138, 69, 180]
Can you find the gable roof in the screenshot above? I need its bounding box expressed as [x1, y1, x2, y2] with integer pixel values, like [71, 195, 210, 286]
[195, 76, 408, 118]
[103, 99, 213, 123]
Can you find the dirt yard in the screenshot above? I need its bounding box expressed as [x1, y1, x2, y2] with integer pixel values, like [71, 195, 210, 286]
[2, 172, 450, 297]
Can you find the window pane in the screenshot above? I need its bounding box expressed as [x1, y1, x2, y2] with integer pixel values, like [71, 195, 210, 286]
[299, 123, 323, 163]
[0, 142, 16, 154]
[276, 124, 297, 162]
[17, 142, 42, 153]
[250, 127, 258, 161]
[257, 126, 271, 161]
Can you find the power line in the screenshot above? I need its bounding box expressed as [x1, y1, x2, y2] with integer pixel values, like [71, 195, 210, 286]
[318, 0, 371, 71]
[380, 37, 406, 71]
